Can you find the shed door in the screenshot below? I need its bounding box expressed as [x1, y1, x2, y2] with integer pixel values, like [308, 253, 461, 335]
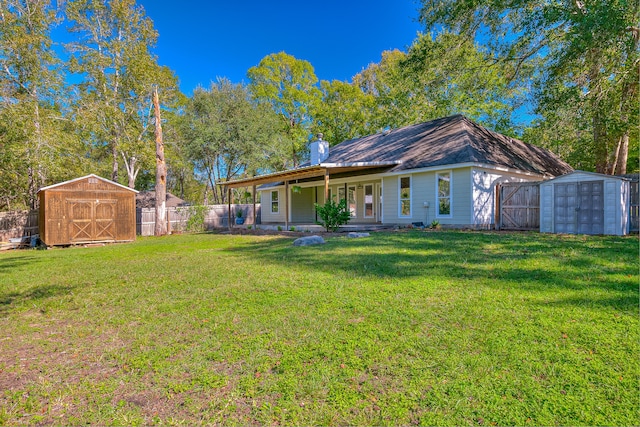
[577, 180, 604, 235]
[554, 181, 604, 234]
[68, 200, 93, 242]
[68, 199, 117, 242]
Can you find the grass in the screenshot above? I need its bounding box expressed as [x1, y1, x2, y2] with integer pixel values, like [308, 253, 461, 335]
[0, 230, 638, 426]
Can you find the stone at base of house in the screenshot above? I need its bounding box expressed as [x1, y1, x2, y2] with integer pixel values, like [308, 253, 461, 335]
[292, 236, 325, 246]
[348, 232, 370, 238]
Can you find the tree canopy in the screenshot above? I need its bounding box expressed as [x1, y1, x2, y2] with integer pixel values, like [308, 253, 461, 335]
[418, 0, 640, 174]
[1, 0, 636, 212]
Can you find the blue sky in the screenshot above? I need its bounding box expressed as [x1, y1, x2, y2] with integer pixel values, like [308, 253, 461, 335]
[138, 0, 424, 95]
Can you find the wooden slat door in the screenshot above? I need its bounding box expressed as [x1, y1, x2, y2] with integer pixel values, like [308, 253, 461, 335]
[67, 199, 117, 242]
[68, 200, 93, 242]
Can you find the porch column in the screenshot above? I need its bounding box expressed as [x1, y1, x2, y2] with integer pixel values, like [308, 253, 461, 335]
[324, 169, 330, 201]
[284, 181, 289, 230]
[252, 184, 257, 226]
[227, 187, 232, 229]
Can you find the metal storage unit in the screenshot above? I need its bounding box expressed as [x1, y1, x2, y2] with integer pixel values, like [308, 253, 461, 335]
[38, 174, 138, 246]
[540, 171, 630, 235]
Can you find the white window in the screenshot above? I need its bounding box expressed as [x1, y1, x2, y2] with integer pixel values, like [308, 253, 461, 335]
[437, 172, 451, 216]
[364, 184, 374, 218]
[348, 186, 356, 217]
[399, 176, 411, 217]
[271, 190, 279, 213]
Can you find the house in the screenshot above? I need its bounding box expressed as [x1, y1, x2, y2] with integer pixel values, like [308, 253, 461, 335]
[136, 191, 188, 209]
[221, 115, 573, 229]
[38, 174, 138, 246]
[539, 171, 631, 235]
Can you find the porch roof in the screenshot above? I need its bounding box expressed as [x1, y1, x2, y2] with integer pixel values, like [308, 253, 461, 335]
[220, 161, 400, 189]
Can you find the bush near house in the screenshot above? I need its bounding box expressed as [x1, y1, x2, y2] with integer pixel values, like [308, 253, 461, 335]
[314, 198, 351, 232]
[0, 231, 637, 426]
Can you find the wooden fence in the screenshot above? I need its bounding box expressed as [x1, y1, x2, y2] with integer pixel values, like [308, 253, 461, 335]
[496, 182, 540, 231]
[0, 210, 38, 241]
[136, 204, 261, 236]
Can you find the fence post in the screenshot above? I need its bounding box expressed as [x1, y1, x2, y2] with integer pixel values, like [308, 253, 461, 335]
[495, 183, 501, 231]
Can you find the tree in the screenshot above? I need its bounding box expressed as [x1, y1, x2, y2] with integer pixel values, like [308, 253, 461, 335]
[0, 0, 83, 210]
[153, 86, 166, 236]
[182, 79, 283, 204]
[351, 33, 522, 135]
[247, 52, 322, 167]
[311, 79, 375, 145]
[418, 0, 640, 173]
[65, 0, 180, 187]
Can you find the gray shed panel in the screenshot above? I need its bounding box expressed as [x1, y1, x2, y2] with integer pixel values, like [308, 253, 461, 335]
[540, 171, 630, 236]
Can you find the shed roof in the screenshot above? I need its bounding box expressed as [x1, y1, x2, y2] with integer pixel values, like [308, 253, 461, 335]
[38, 174, 138, 193]
[542, 170, 632, 183]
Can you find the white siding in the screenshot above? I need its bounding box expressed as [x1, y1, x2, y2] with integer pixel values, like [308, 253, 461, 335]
[260, 188, 286, 223]
[471, 169, 533, 227]
[382, 168, 472, 225]
[540, 184, 554, 233]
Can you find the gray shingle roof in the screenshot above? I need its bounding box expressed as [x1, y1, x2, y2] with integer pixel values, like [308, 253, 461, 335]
[322, 115, 573, 177]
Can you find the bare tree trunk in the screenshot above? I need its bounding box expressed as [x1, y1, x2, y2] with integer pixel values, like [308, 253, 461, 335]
[111, 143, 119, 182]
[121, 152, 139, 188]
[613, 131, 629, 175]
[153, 86, 167, 236]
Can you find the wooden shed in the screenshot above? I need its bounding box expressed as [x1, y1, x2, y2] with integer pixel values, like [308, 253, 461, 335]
[38, 174, 138, 246]
[540, 171, 630, 235]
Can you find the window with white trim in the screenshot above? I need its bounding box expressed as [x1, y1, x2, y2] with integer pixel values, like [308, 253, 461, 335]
[348, 186, 356, 217]
[271, 190, 279, 213]
[399, 176, 411, 217]
[437, 172, 451, 216]
[364, 184, 374, 218]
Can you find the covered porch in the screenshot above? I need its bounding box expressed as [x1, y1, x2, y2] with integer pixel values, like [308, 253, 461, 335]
[220, 162, 399, 229]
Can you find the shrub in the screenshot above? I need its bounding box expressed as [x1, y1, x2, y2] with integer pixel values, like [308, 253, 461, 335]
[315, 198, 351, 232]
[186, 206, 208, 232]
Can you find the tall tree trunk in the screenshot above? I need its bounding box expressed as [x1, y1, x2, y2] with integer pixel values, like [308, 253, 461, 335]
[613, 131, 629, 175]
[153, 86, 167, 236]
[111, 143, 119, 182]
[121, 152, 139, 188]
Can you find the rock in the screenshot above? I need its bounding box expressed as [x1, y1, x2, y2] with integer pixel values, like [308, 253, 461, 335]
[292, 235, 325, 246]
[347, 232, 370, 238]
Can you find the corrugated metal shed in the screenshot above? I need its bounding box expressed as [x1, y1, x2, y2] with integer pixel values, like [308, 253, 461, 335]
[38, 174, 138, 246]
[540, 171, 630, 236]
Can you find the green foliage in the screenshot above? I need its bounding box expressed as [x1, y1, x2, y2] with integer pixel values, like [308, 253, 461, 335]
[182, 79, 283, 204]
[185, 205, 207, 233]
[64, 0, 181, 187]
[418, 0, 640, 173]
[314, 198, 351, 232]
[430, 219, 440, 229]
[247, 52, 322, 167]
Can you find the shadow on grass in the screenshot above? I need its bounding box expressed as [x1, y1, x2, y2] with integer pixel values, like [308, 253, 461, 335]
[0, 255, 38, 273]
[0, 283, 76, 316]
[227, 230, 639, 311]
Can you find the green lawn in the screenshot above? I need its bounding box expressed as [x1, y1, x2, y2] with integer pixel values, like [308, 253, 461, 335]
[0, 230, 638, 426]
